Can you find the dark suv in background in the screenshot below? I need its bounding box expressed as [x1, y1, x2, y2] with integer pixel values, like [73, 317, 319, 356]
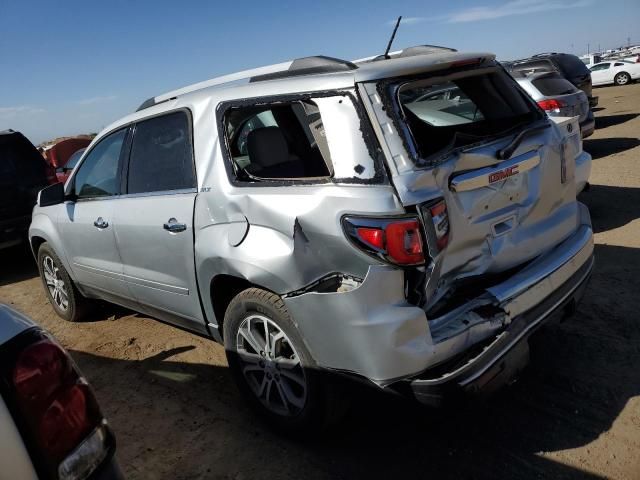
[505, 53, 598, 108]
[0, 130, 49, 250]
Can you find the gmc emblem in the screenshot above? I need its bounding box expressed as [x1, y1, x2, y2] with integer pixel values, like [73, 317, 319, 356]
[489, 165, 519, 184]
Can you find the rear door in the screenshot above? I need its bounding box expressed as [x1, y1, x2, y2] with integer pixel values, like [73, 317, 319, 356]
[60, 128, 132, 299]
[113, 110, 204, 332]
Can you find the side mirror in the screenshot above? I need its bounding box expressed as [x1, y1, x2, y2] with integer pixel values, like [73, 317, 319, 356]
[38, 182, 66, 207]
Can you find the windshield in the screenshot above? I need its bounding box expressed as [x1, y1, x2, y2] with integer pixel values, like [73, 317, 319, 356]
[395, 68, 540, 162]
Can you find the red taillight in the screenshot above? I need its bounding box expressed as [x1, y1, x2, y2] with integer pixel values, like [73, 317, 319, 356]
[385, 220, 424, 264]
[9, 337, 106, 477]
[426, 200, 450, 251]
[13, 341, 68, 401]
[346, 217, 425, 266]
[356, 227, 384, 250]
[537, 99, 565, 111]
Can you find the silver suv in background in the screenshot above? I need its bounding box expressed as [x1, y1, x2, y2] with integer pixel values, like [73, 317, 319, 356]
[514, 70, 594, 138]
[513, 71, 593, 193]
[30, 48, 594, 432]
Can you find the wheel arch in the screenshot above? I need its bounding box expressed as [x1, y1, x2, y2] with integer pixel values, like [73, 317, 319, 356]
[209, 273, 279, 337]
[29, 214, 76, 281]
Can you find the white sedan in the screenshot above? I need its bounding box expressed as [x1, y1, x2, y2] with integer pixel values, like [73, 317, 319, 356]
[589, 61, 640, 86]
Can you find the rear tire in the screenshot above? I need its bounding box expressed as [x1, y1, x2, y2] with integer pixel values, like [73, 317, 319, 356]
[223, 287, 348, 434]
[614, 72, 630, 86]
[37, 243, 89, 322]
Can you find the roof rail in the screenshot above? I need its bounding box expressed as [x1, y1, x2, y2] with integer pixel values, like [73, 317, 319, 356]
[136, 55, 358, 112]
[354, 44, 457, 63]
[250, 56, 357, 82]
[137, 60, 294, 111]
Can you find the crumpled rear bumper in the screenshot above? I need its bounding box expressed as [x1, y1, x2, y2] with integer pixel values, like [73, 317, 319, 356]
[407, 248, 592, 406]
[284, 204, 594, 391]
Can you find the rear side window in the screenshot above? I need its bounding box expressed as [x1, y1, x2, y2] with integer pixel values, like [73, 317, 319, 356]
[531, 73, 577, 96]
[127, 111, 195, 194]
[396, 69, 539, 160]
[74, 129, 126, 199]
[223, 100, 332, 180]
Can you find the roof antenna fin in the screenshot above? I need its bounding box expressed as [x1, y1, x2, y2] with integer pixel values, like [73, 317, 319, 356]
[384, 16, 402, 59]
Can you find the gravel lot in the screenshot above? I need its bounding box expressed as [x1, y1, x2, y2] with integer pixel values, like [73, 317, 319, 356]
[2, 83, 639, 480]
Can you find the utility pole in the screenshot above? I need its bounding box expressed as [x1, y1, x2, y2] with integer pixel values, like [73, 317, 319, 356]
[587, 43, 590, 54]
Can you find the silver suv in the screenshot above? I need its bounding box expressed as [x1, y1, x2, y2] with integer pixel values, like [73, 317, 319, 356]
[30, 48, 594, 431]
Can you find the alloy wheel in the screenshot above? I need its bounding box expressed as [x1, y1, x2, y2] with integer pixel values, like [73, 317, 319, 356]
[235, 314, 307, 416]
[43, 255, 69, 311]
[616, 73, 630, 85]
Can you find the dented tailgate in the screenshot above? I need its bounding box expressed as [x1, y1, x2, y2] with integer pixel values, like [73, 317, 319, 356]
[359, 63, 585, 310]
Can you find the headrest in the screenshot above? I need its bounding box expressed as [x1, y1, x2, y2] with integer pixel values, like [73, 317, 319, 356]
[247, 127, 290, 168]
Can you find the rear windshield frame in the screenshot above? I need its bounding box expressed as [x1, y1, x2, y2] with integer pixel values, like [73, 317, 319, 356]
[377, 62, 544, 168]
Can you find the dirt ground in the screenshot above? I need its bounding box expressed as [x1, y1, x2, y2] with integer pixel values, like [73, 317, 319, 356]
[2, 83, 640, 480]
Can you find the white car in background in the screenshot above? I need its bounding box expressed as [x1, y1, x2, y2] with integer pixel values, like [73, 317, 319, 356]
[0, 304, 121, 480]
[589, 61, 640, 86]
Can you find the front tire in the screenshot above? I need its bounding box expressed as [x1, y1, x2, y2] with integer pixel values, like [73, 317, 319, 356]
[223, 288, 347, 433]
[615, 72, 631, 86]
[37, 243, 88, 322]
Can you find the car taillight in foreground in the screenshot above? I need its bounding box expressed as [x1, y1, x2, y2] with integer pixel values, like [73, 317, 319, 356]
[343, 216, 425, 266]
[5, 333, 114, 480]
[537, 99, 566, 112]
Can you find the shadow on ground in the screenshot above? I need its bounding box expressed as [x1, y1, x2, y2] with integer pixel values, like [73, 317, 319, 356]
[584, 137, 640, 159]
[595, 113, 639, 129]
[580, 184, 640, 233]
[0, 243, 38, 287]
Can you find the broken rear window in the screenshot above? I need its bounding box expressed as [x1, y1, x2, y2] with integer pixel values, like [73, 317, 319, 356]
[224, 100, 332, 180]
[395, 69, 541, 162]
[221, 93, 380, 183]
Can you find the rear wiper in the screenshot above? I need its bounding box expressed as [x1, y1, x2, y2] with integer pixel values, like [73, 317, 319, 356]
[497, 121, 550, 160]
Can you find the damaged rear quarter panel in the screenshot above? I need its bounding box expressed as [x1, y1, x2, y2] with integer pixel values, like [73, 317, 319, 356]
[194, 150, 405, 327]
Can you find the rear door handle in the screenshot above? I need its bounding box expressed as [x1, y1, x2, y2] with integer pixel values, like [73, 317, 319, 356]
[163, 218, 187, 233]
[93, 217, 109, 229]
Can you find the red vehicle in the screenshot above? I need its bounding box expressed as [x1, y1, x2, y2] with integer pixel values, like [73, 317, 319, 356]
[43, 138, 91, 184]
[55, 147, 86, 184]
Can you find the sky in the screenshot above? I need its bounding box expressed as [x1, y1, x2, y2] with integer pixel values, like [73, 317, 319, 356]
[1, 0, 638, 145]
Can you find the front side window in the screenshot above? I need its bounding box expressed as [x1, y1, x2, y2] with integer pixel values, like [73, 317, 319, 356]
[74, 129, 126, 199]
[591, 63, 610, 71]
[395, 68, 539, 161]
[224, 100, 332, 180]
[127, 111, 195, 194]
